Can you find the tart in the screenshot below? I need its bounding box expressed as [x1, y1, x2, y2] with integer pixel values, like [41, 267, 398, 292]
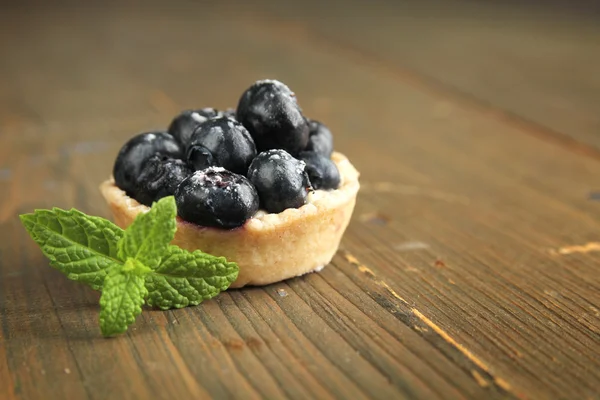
[101, 79, 359, 288]
[101, 151, 358, 288]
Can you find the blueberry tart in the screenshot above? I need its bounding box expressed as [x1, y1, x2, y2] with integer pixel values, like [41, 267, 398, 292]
[100, 79, 359, 288]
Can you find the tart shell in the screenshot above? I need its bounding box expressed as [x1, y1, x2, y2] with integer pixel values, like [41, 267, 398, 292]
[100, 152, 360, 288]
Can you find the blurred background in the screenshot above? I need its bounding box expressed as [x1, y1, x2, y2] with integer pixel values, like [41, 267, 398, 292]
[1, 0, 599, 218]
[2, 3, 600, 398]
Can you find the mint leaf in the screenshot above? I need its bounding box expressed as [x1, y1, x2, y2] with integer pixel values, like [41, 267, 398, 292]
[19, 208, 124, 290]
[117, 196, 177, 269]
[145, 245, 239, 310]
[99, 258, 149, 337]
[20, 196, 240, 338]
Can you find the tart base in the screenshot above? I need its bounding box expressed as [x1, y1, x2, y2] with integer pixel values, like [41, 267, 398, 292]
[100, 152, 359, 288]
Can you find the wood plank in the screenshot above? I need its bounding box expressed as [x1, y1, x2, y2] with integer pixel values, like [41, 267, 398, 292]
[246, 0, 600, 151]
[1, 2, 599, 400]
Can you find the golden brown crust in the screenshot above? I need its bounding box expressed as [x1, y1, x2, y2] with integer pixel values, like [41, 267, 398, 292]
[100, 152, 359, 288]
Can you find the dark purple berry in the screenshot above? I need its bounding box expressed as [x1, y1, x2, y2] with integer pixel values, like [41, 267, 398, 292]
[187, 117, 257, 174]
[305, 120, 333, 157]
[134, 155, 192, 206]
[247, 149, 311, 213]
[187, 145, 215, 170]
[198, 107, 221, 118]
[113, 131, 183, 196]
[236, 80, 309, 155]
[168, 108, 222, 146]
[298, 151, 340, 190]
[175, 167, 259, 229]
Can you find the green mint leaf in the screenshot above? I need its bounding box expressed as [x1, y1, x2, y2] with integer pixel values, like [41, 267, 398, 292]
[145, 245, 239, 310]
[21, 197, 239, 338]
[117, 196, 177, 269]
[19, 208, 124, 290]
[99, 258, 150, 337]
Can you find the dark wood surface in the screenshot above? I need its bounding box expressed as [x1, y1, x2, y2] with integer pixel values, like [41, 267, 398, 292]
[1, 1, 599, 399]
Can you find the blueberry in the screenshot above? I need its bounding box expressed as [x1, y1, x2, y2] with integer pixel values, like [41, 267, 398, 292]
[113, 131, 183, 196]
[236, 80, 309, 155]
[222, 108, 237, 119]
[298, 151, 340, 190]
[187, 117, 257, 174]
[198, 107, 221, 118]
[247, 149, 311, 213]
[305, 120, 333, 157]
[134, 155, 192, 206]
[187, 145, 215, 170]
[168, 108, 221, 146]
[175, 167, 259, 229]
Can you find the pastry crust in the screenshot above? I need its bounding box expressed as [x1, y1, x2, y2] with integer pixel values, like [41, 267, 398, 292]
[100, 152, 359, 288]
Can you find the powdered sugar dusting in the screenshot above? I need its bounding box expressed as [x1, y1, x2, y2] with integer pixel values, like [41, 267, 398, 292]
[226, 118, 236, 129]
[263, 149, 293, 162]
[189, 167, 227, 185]
[295, 159, 306, 175]
[191, 112, 208, 123]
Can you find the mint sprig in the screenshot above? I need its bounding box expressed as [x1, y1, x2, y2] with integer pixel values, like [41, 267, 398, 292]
[20, 208, 124, 290]
[20, 196, 239, 337]
[99, 259, 149, 337]
[145, 245, 239, 310]
[117, 195, 177, 268]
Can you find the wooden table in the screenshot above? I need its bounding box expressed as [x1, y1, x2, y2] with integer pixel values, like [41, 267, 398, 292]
[1, 1, 599, 399]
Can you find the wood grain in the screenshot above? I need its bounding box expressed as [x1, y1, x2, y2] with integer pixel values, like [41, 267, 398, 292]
[246, 0, 600, 151]
[1, 1, 599, 399]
